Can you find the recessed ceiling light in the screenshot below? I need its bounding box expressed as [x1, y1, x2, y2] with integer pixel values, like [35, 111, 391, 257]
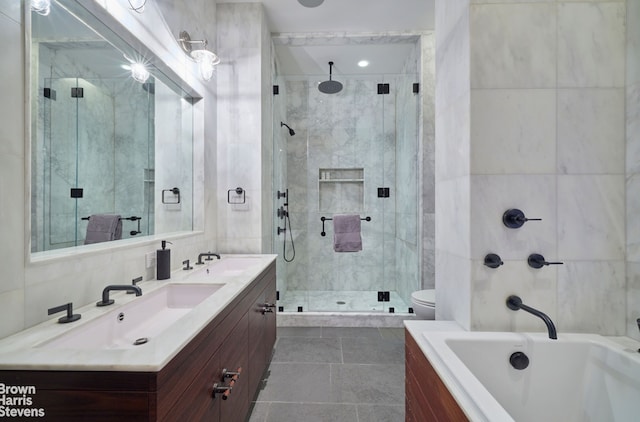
[358, 60, 370, 68]
[298, 0, 324, 7]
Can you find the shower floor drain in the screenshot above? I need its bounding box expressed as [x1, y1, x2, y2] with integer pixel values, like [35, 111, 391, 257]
[336, 301, 346, 305]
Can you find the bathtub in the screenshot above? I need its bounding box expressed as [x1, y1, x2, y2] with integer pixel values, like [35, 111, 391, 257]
[407, 323, 640, 422]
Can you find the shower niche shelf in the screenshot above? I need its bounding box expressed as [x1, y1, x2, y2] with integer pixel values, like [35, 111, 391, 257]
[318, 168, 364, 182]
[318, 168, 364, 212]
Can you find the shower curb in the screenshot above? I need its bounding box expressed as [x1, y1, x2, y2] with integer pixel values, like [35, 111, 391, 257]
[276, 311, 416, 328]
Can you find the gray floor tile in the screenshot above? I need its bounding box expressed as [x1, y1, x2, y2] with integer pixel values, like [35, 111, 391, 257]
[277, 326, 323, 337]
[321, 327, 382, 338]
[272, 337, 342, 363]
[330, 364, 405, 405]
[256, 362, 332, 403]
[378, 327, 405, 341]
[266, 403, 358, 422]
[247, 402, 269, 422]
[248, 325, 407, 421]
[357, 404, 405, 422]
[341, 337, 404, 364]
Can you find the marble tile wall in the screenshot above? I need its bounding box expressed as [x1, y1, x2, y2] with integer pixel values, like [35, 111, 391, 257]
[434, 0, 472, 327]
[395, 44, 421, 304]
[0, 0, 216, 338]
[421, 33, 436, 292]
[437, 0, 629, 335]
[154, 80, 194, 234]
[215, 3, 271, 254]
[627, 0, 640, 341]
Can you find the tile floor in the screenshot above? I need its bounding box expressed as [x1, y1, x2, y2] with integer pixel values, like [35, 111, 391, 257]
[247, 326, 405, 422]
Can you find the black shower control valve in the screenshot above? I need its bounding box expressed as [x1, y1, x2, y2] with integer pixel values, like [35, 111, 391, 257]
[277, 207, 288, 219]
[277, 227, 286, 236]
[484, 253, 504, 269]
[527, 254, 563, 269]
[502, 209, 542, 229]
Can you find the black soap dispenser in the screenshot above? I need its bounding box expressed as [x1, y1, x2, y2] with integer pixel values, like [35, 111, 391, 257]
[157, 240, 171, 280]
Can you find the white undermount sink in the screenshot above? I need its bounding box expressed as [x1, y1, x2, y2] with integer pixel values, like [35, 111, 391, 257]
[39, 283, 224, 350]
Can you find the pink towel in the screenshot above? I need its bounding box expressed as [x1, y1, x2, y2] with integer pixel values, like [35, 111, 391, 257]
[333, 214, 362, 252]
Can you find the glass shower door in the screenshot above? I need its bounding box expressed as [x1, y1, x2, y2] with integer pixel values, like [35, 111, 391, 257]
[272, 72, 420, 314]
[37, 77, 154, 251]
[45, 77, 83, 249]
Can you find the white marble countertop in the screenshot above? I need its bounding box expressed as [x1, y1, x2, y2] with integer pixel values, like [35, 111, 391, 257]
[0, 254, 276, 372]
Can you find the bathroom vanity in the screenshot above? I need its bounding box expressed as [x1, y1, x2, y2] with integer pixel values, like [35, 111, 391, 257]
[0, 255, 276, 421]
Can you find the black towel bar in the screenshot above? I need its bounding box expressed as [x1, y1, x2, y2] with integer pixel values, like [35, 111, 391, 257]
[320, 216, 371, 237]
[82, 216, 143, 236]
[82, 216, 141, 222]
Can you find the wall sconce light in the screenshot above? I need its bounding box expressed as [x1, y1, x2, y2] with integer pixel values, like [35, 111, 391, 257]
[128, 0, 147, 13]
[179, 30, 220, 81]
[130, 62, 150, 83]
[123, 55, 150, 83]
[31, 0, 51, 16]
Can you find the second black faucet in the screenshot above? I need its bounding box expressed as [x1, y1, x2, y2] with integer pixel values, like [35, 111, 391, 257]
[97, 285, 142, 306]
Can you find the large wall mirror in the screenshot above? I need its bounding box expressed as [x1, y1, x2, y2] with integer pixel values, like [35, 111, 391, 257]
[30, 1, 197, 253]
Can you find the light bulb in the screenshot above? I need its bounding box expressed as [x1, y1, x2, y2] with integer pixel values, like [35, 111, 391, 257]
[191, 49, 220, 82]
[31, 0, 50, 16]
[130, 62, 150, 83]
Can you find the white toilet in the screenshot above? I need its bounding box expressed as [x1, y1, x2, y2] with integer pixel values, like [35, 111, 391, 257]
[410, 289, 435, 319]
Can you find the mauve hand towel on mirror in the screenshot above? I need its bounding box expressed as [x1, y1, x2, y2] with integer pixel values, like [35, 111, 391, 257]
[333, 214, 362, 252]
[84, 214, 122, 244]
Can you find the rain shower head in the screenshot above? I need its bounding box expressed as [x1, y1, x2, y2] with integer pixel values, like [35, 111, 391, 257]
[280, 122, 295, 136]
[319, 61, 343, 94]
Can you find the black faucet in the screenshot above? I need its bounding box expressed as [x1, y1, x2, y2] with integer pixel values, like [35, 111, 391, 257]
[97, 285, 142, 307]
[506, 295, 557, 340]
[196, 252, 221, 265]
[48, 302, 81, 323]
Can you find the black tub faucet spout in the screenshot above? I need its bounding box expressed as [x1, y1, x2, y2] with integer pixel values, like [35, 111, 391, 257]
[506, 295, 557, 340]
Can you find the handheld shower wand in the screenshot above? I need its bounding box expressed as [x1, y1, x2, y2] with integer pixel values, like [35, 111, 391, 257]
[277, 188, 295, 262]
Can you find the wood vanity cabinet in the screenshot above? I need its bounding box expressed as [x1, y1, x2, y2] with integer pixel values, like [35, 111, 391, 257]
[0, 262, 276, 422]
[405, 329, 468, 422]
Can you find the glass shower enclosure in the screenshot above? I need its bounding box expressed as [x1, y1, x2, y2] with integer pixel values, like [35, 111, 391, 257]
[32, 76, 154, 252]
[272, 70, 421, 314]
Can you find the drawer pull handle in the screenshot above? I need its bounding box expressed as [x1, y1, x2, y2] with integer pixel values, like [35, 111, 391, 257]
[222, 367, 242, 380]
[212, 383, 232, 400]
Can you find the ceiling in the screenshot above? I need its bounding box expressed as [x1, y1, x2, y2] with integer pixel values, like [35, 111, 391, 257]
[218, 0, 435, 76]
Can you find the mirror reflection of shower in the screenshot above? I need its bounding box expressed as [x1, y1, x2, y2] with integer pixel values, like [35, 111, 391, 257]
[277, 189, 295, 262]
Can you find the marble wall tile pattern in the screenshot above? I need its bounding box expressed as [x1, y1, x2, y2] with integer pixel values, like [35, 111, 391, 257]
[437, 0, 630, 334]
